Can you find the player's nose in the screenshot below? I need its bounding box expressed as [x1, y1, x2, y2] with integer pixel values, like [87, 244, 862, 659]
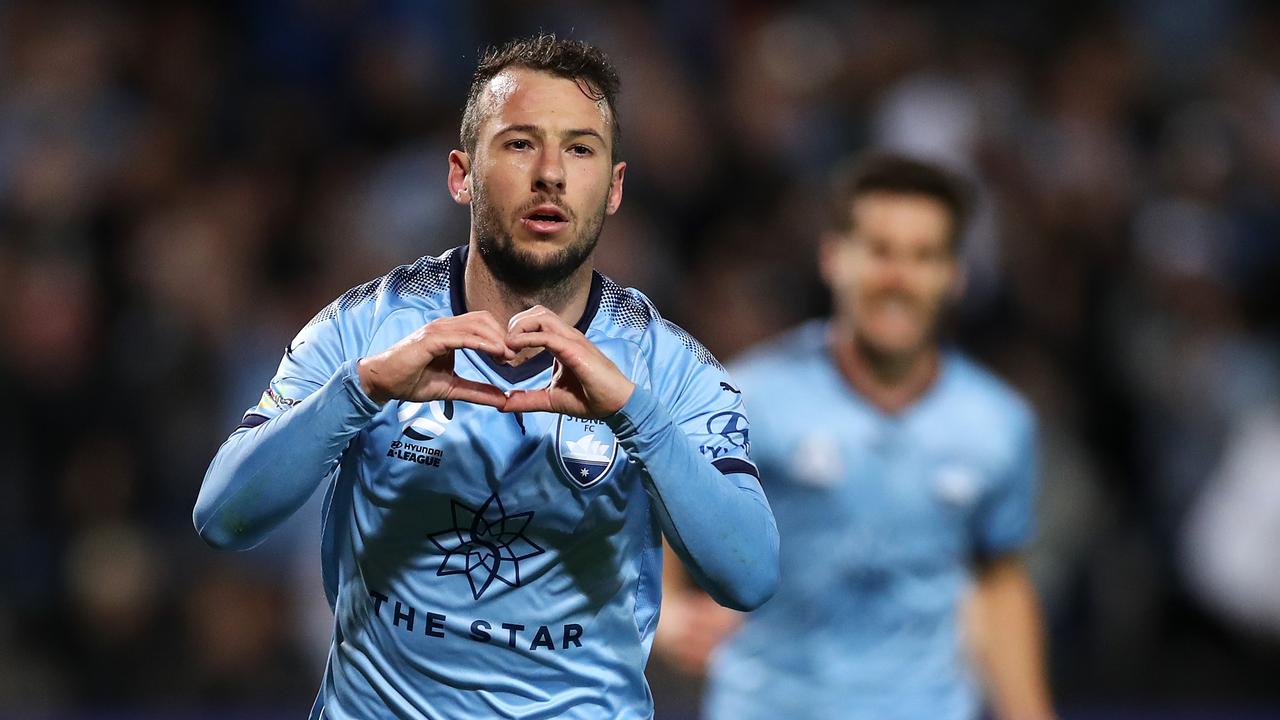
[874, 255, 910, 290]
[533, 146, 566, 193]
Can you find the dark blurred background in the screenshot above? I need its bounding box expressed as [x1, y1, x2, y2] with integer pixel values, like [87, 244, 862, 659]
[2, 0, 1279, 717]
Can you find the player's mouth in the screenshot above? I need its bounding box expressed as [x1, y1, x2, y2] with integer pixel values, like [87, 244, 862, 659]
[520, 204, 570, 235]
[873, 296, 918, 318]
[864, 292, 928, 330]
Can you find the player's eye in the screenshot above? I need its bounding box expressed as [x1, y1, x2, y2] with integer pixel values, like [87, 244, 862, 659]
[507, 139, 533, 151]
[917, 245, 946, 263]
[568, 144, 594, 157]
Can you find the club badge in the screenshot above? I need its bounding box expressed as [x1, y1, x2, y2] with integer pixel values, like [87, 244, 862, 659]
[555, 415, 619, 488]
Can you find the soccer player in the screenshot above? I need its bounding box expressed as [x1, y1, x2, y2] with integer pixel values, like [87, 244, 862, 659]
[193, 35, 778, 719]
[656, 154, 1054, 720]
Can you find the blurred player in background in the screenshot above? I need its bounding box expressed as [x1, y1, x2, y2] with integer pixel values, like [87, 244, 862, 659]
[657, 154, 1053, 720]
[193, 34, 778, 719]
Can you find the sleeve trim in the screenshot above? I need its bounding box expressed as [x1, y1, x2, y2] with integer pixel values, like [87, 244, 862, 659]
[236, 414, 271, 430]
[712, 457, 759, 479]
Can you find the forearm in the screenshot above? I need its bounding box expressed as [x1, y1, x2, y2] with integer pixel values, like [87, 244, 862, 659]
[654, 541, 745, 675]
[972, 559, 1055, 720]
[193, 359, 382, 550]
[606, 387, 780, 611]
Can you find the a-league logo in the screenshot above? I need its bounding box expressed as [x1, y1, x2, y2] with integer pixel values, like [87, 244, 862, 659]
[399, 400, 454, 441]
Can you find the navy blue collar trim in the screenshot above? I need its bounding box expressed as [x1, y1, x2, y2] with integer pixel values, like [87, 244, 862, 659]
[448, 245, 603, 384]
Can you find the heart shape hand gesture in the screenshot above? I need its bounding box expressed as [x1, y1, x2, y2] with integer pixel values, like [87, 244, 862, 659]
[357, 306, 634, 419]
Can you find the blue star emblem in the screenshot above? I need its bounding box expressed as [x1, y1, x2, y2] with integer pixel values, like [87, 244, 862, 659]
[428, 493, 544, 600]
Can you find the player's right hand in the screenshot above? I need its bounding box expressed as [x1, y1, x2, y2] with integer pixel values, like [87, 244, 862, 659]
[653, 590, 742, 676]
[356, 311, 514, 407]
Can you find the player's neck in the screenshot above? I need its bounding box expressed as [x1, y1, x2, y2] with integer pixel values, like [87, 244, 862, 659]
[830, 327, 940, 415]
[463, 245, 593, 330]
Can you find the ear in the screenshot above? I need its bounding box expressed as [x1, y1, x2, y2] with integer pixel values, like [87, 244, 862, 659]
[448, 150, 472, 205]
[605, 161, 626, 215]
[817, 232, 846, 289]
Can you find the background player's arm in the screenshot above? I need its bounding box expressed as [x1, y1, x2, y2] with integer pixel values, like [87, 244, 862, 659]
[654, 540, 742, 675]
[969, 554, 1056, 720]
[967, 411, 1054, 719]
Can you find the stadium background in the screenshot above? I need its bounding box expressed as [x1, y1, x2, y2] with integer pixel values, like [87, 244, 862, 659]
[2, 0, 1279, 717]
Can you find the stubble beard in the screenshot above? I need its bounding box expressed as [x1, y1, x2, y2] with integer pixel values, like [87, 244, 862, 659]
[471, 180, 608, 299]
[848, 288, 947, 378]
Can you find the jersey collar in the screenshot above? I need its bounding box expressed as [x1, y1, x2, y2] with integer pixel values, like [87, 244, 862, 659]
[448, 245, 603, 384]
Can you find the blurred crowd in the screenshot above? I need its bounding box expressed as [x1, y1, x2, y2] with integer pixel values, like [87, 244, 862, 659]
[1, 0, 1279, 716]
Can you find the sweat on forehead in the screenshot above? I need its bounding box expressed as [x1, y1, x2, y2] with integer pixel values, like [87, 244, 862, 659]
[460, 64, 623, 163]
[476, 68, 614, 129]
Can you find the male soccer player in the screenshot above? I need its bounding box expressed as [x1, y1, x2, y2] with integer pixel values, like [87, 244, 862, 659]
[656, 154, 1053, 720]
[193, 35, 778, 719]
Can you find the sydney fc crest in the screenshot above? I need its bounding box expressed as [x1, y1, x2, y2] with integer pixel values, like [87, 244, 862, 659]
[555, 415, 619, 488]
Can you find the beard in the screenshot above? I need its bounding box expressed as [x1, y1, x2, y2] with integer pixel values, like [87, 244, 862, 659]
[471, 181, 608, 296]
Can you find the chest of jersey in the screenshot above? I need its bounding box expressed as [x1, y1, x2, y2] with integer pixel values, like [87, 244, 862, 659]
[355, 315, 637, 516]
[336, 318, 649, 612]
[357, 398, 629, 521]
[759, 390, 1005, 573]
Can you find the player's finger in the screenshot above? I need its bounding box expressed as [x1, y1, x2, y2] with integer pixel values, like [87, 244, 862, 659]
[507, 305, 576, 338]
[507, 312, 585, 349]
[445, 377, 509, 408]
[468, 326, 517, 360]
[429, 313, 508, 349]
[473, 323, 519, 361]
[420, 331, 486, 353]
[501, 388, 557, 413]
[456, 310, 509, 340]
[425, 331, 513, 360]
[503, 349, 543, 368]
[504, 330, 579, 361]
[437, 317, 515, 358]
[506, 303, 554, 327]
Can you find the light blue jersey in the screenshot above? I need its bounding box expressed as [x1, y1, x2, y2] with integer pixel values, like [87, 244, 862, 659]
[705, 321, 1037, 720]
[194, 246, 778, 719]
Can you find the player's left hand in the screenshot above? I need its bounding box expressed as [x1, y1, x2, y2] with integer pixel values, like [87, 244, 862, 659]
[501, 305, 634, 418]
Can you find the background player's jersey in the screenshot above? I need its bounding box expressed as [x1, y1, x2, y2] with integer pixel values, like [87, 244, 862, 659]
[706, 321, 1037, 720]
[244, 247, 759, 720]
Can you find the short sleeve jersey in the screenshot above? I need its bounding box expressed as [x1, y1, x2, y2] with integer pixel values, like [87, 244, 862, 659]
[705, 321, 1037, 720]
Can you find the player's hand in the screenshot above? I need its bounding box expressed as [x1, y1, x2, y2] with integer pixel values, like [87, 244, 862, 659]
[501, 305, 635, 418]
[653, 591, 742, 676]
[357, 311, 515, 407]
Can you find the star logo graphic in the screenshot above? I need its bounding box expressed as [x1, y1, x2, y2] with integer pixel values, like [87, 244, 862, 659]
[428, 493, 544, 600]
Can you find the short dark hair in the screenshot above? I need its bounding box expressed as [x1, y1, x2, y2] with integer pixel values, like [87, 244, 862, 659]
[828, 152, 973, 251]
[461, 34, 622, 163]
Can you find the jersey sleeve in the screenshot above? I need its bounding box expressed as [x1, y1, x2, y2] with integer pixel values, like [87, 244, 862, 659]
[973, 409, 1039, 557]
[602, 309, 777, 611]
[239, 298, 363, 429]
[645, 321, 760, 479]
[194, 282, 385, 551]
